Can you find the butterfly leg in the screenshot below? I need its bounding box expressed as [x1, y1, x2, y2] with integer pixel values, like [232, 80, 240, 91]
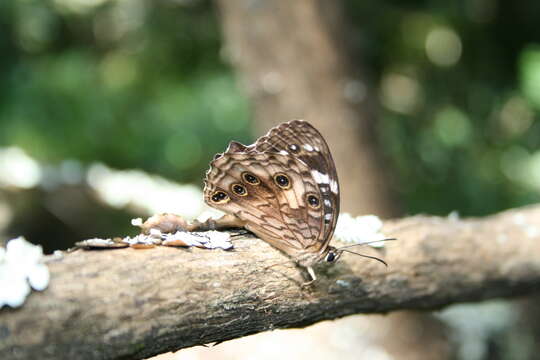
[301, 266, 317, 286]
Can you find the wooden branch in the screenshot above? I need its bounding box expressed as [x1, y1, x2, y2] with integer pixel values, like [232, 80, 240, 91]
[2, 205, 540, 360]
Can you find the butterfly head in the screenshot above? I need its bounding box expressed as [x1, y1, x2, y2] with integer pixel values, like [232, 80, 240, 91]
[296, 245, 343, 268]
[323, 246, 342, 264]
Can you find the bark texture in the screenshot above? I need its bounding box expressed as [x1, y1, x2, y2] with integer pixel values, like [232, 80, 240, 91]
[2, 205, 540, 360]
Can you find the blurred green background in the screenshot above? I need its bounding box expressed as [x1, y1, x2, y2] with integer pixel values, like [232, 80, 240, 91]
[1, 0, 540, 247]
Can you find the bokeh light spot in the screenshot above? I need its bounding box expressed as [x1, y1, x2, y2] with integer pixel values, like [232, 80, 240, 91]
[425, 27, 462, 67]
[0, 147, 42, 189]
[380, 73, 423, 114]
[498, 96, 534, 137]
[100, 52, 138, 90]
[434, 106, 472, 147]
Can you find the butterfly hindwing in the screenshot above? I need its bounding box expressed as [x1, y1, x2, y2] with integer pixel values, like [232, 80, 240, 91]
[253, 120, 340, 251]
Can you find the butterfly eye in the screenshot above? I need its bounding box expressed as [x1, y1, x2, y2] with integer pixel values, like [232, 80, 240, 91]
[306, 194, 320, 209]
[242, 172, 260, 185]
[231, 183, 248, 196]
[274, 173, 291, 189]
[325, 251, 336, 262]
[211, 191, 229, 204]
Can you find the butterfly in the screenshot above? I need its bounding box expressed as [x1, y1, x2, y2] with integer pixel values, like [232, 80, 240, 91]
[203, 119, 343, 282]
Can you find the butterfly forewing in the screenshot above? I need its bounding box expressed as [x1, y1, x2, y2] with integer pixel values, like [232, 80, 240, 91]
[253, 121, 340, 250]
[203, 120, 339, 266]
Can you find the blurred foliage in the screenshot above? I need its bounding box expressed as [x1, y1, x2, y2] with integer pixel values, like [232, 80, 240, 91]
[345, 0, 540, 215]
[0, 0, 540, 222]
[0, 0, 251, 186]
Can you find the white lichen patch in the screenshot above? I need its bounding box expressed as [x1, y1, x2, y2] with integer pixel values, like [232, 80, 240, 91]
[334, 213, 389, 247]
[202, 231, 233, 250]
[0, 237, 50, 308]
[162, 231, 233, 250]
[75, 238, 128, 248]
[85, 238, 117, 246]
[122, 234, 162, 247]
[149, 228, 162, 237]
[83, 214, 234, 251]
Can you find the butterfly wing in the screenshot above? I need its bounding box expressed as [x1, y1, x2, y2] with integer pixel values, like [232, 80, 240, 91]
[253, 120, 340, 251]
[204, 120, 340, 266]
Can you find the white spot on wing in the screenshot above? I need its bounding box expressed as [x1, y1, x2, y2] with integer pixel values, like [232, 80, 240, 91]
[279, 150, 289, 155]
[324, 199, 332, 207]
[311, 170, 330, 184]
[303, 144, 314, 151]
[330, 180, 338, 194]
[325, 213, 332, 221]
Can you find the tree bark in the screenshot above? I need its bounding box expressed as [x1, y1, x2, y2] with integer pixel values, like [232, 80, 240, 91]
[2, 205, 540, 360]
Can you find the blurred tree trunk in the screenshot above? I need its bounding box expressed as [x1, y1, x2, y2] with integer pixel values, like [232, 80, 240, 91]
[217, 0, 398, 217]
[214, 1, 452, 360]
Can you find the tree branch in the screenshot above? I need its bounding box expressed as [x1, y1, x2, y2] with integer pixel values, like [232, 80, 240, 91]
[2, 205, 540, 360]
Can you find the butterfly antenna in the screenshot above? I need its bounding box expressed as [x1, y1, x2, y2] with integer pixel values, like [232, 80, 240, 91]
[338, 238, 397, 250]
[229, 230, 251, 238]
[341, 249, 388, 267]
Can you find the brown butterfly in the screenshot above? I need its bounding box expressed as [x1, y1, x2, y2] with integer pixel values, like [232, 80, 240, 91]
[203, 119, 342, 281]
